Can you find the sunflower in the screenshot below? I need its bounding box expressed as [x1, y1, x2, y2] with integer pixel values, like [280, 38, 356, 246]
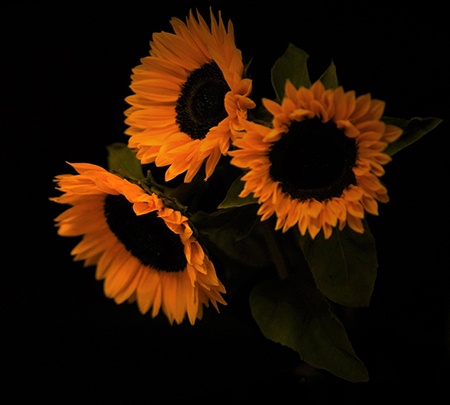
[124, 8, 255, 183]
[229, 79, 403, 240]
[50, 162, 226, 325]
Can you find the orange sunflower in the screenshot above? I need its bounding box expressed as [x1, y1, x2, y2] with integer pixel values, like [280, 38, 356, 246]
[229, 79, 403, 239]
[50, 162, 226, 325]
[124, 8, 255, 183]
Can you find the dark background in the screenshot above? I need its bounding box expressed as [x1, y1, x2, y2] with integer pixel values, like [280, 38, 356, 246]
[3, 1, 449, 403]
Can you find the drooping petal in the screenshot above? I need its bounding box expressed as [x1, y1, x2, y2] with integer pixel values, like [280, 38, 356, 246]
[50, 162, 226, 325]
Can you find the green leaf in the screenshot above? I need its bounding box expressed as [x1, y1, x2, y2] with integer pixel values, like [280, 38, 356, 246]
[250, 276, 369, 382]
[218, 175, 258, 208]
[297, 223, 377, 307]
[382, 116, 443, 156]
[318, 60, 339, 89]
[191, 206, 272, 268]
[191, 205, 258, 241]
[106, 142, 144, 180]
[271, 43, 311, 102]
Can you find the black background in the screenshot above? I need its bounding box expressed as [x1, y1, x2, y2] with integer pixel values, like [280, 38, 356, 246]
[3, 1, 449, 403]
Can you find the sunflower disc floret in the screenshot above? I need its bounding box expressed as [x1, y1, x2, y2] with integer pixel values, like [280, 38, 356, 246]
[229, 80, 403, 239]
[124, 8, 255, 183]
[50, 163, 226, 325]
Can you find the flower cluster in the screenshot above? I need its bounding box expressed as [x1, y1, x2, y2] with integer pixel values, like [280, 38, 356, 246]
[50, 8, 441, 382]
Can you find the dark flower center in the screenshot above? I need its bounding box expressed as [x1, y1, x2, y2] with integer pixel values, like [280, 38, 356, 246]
[269, 117, 357, 201]
[175, 62, 230, 140]
[104, 195, 187, 272]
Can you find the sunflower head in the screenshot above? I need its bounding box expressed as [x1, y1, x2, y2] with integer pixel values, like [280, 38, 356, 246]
[50, 162, 226, 325]
[229, 79, 403, 239]
[50, 12, 443, 384]
[124, 8, 256, 184]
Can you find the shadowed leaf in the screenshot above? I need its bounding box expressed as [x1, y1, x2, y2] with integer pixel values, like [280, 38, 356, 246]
[250, 275, 369, 382]
[382, 116, 443, 156]
[107, 142, 144, 180]
[271, 43, 311, 101]
[297, 224, 377, 307]
[218, 175, 258, 208]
